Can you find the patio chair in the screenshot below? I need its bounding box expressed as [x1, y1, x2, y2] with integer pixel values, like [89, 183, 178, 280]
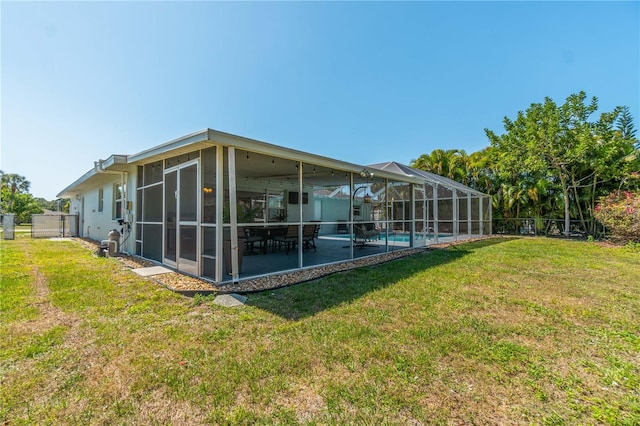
[354, 223, 380, 244]
[274, 225, 299, 254]
[239, 226, 263, 255]
[364, 222, 380, 240]
[302, 224, 318, 251]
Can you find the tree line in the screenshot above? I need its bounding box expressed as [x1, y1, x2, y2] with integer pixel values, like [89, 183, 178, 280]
[411, 92, 639, 236]
[0, 171, 69, 224]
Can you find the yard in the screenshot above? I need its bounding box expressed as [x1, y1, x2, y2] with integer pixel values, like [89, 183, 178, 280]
[1, 236, 638, 424]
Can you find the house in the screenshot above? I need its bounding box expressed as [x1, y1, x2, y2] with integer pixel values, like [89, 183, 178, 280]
[57, 129, 491, 284]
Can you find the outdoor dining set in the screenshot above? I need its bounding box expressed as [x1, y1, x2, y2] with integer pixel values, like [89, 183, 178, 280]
[240, 223, 319, 255]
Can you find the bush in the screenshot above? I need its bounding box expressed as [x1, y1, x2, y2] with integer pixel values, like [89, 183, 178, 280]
[594, 190, 640, 243]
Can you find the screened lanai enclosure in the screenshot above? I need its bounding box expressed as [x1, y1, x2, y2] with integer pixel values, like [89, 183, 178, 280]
[58, 129, 491, 285]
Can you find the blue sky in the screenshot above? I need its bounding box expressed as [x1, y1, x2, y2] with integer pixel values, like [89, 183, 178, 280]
[2, 1, 638, 200]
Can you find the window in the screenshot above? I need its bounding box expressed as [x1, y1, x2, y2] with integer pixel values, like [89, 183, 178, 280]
[98, 188, 104, 213]
[113, 183, 124, 219]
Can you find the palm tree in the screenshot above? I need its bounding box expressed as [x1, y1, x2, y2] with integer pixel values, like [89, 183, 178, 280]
[411, 149, 467, 181]
[0, 171, 31, 213]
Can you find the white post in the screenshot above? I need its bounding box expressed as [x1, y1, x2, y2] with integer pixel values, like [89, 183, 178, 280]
[452, 189, 458, 240]
[228, 147, 239, 282]
[298, 161, 303, 268]
[467, 192, 472, 239]
[433, 183, 439, 244]
[479, 194, 484, 237]
[215, 146, 224, 281]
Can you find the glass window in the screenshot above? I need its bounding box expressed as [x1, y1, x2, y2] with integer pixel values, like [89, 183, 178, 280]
[98, 188, 104, 213]
[268, 191, 286, 222]
[113, 183, 124, 219]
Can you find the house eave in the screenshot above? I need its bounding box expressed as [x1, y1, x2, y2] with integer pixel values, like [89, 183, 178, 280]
[56, 154, 129, 198]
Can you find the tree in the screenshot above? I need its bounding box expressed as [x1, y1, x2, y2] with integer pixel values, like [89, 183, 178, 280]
[411, 149, 467, 181]
[1, 171, 30, 212]
[617, 105, 637, 143]
[1, 171, 43, 222]
[485, 92, 625, 236]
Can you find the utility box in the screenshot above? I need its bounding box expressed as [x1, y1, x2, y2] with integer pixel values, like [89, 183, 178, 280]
[99, 229, 121, 257]
[2, 214, 15, 240]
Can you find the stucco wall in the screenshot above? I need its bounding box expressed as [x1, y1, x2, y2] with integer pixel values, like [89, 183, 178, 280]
[70, 169, 136, 253]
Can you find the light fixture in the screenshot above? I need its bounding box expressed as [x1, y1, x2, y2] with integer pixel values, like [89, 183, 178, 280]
[331, 170, 334, 176]
[272, 157, 275, 164]
[364, 193, 372, 204]
[246, 151, 250, 160]
[313, 166, 316, 173]
[360, 169, 373, 179]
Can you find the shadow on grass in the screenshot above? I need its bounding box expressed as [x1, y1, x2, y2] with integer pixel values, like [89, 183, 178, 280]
[248, 237, 516, 320]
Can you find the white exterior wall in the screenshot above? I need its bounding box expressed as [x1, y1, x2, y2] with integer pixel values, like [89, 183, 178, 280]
[68, 167, 137, 254]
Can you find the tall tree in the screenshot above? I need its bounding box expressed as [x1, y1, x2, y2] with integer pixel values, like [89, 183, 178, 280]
[1, 171, 43, 222]
[616, 105, 637, 142]
[1, 171, 30, 212]
[411, 149, 466, 181]
[485, 92, 621, 235]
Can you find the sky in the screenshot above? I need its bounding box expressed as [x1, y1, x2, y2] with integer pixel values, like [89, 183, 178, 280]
[1, 1, 639, 200]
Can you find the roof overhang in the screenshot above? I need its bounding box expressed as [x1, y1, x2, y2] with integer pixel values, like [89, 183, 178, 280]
[58, 129, 432, 198]
[127, 128, 425, 185]
[56, 155, 128, 198]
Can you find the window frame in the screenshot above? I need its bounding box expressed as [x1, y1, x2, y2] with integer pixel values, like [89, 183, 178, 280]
[113, 183, 124, 220]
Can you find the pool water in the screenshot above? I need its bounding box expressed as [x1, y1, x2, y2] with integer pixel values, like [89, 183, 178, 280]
[322, 233, 441, 243]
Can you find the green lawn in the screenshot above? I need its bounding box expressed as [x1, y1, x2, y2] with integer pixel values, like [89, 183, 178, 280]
[1, 236, 639, 425]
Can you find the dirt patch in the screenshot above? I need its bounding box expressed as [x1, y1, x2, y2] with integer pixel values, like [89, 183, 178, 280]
[10, 240, 81, 335]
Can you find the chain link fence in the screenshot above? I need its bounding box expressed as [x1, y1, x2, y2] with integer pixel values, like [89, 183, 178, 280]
[31, 214, 79, 238]
[492, 218, 605, 239]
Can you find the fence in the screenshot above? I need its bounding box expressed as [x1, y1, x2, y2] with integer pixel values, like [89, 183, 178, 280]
[31, 214, 79, 238]
[492, 218, 605, 238]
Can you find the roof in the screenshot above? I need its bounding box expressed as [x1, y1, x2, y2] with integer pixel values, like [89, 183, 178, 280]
[368, 161, 488, 197]
[57, 129, 427, 198]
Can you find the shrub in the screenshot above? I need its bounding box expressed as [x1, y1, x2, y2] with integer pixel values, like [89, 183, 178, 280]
[594, 190, 640, 243]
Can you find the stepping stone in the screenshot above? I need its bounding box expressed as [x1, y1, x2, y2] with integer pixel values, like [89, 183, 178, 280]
[213, 293, 247, 307]
[132, 266, 173, 277]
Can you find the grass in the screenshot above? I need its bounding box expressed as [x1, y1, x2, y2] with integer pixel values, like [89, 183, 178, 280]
[1, 235, 639, 424]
